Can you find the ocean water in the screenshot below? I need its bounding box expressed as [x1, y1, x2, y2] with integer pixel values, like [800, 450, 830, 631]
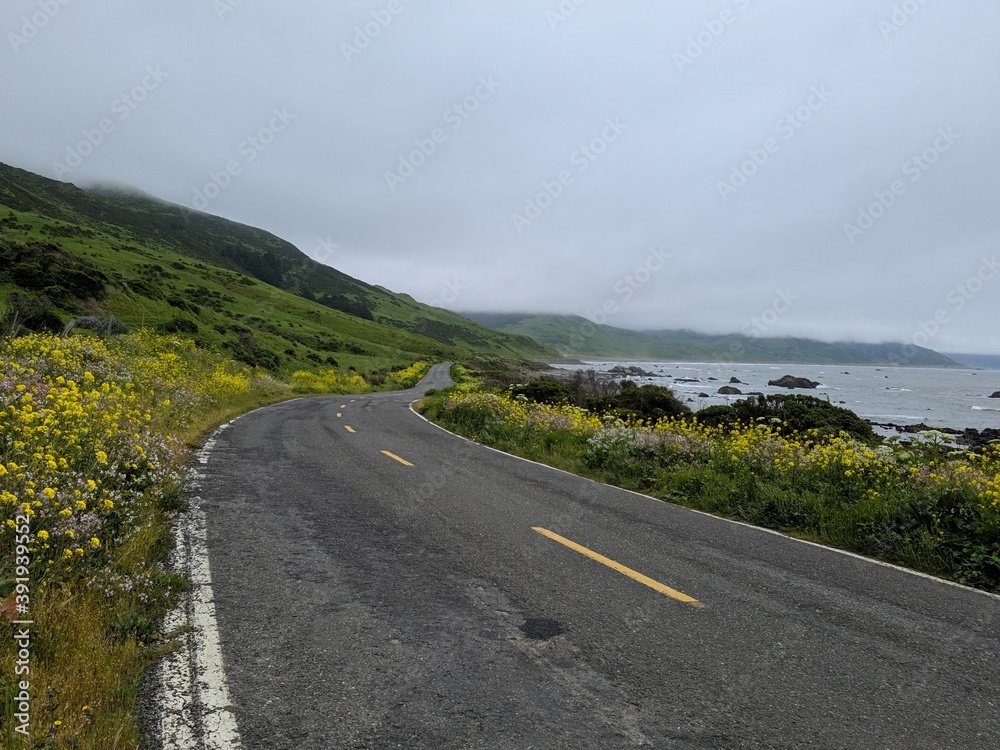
[551, 361, 1000, 432]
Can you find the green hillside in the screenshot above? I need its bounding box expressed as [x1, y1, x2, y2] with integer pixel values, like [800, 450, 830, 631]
[466, 313, 962, 367]
[0, 163, 557, 373]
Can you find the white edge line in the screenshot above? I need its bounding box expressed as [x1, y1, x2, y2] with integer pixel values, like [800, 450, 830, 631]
[156, 400, 294, 750]
[408, 401, 1000, 603]
[156, 419, 243, 750]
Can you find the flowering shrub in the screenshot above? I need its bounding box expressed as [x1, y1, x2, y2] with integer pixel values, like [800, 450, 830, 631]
[0, 332, 283, 591]
[1, 338, 431, 590]
[386, 361, 429, 389]
[290, 368, 372, 394]
[444, 389, 603, 436]
[90, 561, 174, 604]
[585, 419, 715, 469]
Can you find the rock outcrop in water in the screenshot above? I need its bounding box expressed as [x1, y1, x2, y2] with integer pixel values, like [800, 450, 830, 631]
[768, 375, 820, 389]
[610, 365, 655, 377]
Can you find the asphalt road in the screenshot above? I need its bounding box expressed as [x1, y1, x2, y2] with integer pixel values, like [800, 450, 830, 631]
[198, 363, 1000, 749]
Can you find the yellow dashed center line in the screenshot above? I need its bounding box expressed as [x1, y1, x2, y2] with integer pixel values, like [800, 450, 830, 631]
[337, 413, 342, 418]
[344, 425, 356, 433]
[381, 450, 414, 467]
[532, 527, 705, 608]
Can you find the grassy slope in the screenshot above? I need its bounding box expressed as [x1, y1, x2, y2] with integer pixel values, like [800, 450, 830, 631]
[466, 312, 962, 367]
[0, 163, 557, 373]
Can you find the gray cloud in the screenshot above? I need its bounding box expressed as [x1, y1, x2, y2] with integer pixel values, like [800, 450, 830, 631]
[3, 0, 998, 353]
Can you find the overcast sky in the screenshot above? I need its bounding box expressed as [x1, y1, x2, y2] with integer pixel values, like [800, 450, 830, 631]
[3, 1, 999, 353]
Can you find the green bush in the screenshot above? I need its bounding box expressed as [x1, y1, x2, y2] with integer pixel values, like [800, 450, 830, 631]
[159, 316, 199, 334]
[509, 378, 573, 405]
[694, 404, 738, 427]
[586, 381, 689, 421]
[695, 394, 875, 443]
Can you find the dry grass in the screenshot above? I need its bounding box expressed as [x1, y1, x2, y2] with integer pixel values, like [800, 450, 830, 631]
[2, 591, 148, 748]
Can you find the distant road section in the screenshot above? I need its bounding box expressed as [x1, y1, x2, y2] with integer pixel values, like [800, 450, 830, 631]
[195, 363, 999, 749]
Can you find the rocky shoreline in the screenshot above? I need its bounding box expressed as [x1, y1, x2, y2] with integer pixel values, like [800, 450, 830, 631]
[867, 422, 1000, 449]
[537, 365, 999, 449]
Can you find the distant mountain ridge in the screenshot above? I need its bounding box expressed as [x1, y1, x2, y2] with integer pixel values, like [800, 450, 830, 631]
[465, 313, 963, 367]
[943, 353, 1000, 370]
[0, 162, 557, 371]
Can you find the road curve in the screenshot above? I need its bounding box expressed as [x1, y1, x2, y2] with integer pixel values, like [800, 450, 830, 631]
[196, 363, 999, 749]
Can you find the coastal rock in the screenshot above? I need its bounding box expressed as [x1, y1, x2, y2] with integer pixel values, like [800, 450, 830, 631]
[768, 375, 820, 389]
[610, 365, 655, 377]
[899, 423, 961, 436]
[717, 386, 742, 395]
[874, 422, 1000, 450]
[957, 428, 1000, 449]
[707, 377, 718, 381]
[697, 392, 709, 398]
[674, 377, 699, 383]
[990, 391, 1000, 398]
[730, 377, 743, 384]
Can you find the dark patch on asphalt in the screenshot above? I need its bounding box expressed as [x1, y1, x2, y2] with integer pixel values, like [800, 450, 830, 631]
[519, 617, 565, 640]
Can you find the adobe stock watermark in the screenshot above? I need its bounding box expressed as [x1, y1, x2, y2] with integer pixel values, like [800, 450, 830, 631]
[51, 66, 168, 179]
[717, 85, 833, 203]
[191, 107, 295, 210]
[546, 0, 589, 30]
[842, 127, 959, 245]
[384, 75, 500, 192]
[710, 288, 799, 366]
[673, 0, 753, 73]
[341, 0, 404, 63]
[895, 254, 999, 362]
[408, 464, 455, 515]
[311, 236, 341, 265]
[742, 288, 798, 336]
[879, 0, 932, 41]
[567, 245, 671, 348]
[213, 0, 246, 21]
[11, 509, 33, 737]
[429, 277, 468, 309]
[510, 116, 628, 233]
[8, 0, 73, 53]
